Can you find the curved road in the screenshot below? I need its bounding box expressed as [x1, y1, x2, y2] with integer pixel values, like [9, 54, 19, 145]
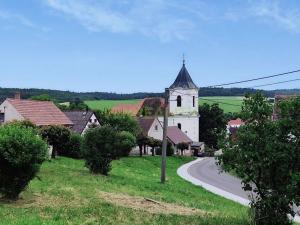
[188, 157, 252, 201]
[185, 157, 300, 222]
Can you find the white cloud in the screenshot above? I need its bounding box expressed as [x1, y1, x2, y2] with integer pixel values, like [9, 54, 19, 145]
[250, 1, 300, 33]
[46, 0, 132, 33]
[0, 9, 51, 32]
[45, 0, 207, 42]
[0, 10, 36, 28]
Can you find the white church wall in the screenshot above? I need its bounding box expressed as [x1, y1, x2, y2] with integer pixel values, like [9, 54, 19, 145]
[169, 88, 198, 115]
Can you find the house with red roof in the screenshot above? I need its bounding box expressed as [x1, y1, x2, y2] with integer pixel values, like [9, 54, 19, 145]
[0, 93, 73, 127]
[227, 118, 245, 138]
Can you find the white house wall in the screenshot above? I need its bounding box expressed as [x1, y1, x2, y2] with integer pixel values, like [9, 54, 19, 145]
[158, 116, 199, 142]
[0, 100, 24, 123]
[148, 119, 163, 140]
[82, 113, 100, 135]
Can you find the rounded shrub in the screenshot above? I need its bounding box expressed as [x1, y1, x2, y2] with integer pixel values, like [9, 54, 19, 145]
[82, 125, 116, 175]
[59, 133, 83, 159]
[0, 125, 48, 200]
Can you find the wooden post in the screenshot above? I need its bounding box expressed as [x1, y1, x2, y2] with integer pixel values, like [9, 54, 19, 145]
[161, 88, 169, 183]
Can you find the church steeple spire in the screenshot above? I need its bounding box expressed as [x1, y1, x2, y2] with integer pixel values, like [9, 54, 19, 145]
[169, 60, 198, 89]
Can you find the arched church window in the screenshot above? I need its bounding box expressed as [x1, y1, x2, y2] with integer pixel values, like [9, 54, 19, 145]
[193, 96, 195, 107]
[177, 96, 182, 107]
[177, 123, 182, 130]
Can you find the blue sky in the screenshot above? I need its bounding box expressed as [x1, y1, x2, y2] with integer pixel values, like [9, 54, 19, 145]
[0, 0, 300, 93]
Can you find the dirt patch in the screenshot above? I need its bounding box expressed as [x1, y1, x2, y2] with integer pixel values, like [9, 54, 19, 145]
[97, 191, 210, 216]
[8, 188, 88, 209]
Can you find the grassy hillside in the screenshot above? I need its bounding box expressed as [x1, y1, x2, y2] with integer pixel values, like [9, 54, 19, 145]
[199, 96, 243, 113]
[0, 157, 249, 225]
[85, 99, 140, 110]
[85, 97, 243, 113]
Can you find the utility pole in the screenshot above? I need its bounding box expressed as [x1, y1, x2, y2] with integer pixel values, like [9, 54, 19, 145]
[161, 88, 169, 183]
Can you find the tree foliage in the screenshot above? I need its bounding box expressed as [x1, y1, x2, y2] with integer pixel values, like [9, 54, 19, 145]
[199, 103, 227, 148]
[95, 110, 140, 137]
[59, 133, 83, 159]
[115, 131, 136, 157]
[218, 93, 300, 225]
[0, 124, 47, 199]
[177, 142, 189, 155]
[39, 125, 71, 158]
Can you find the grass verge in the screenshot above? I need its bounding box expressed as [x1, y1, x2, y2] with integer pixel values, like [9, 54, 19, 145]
[0, 156, 250, 225]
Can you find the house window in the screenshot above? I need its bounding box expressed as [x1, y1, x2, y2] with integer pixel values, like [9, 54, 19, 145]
[89, 119, 92, 123]
[177, 96, 182, 107]
[155, 125, 158, 131]
[94, 119, 97, 123]
[193, 96, 195, 107]
[177, 123, 182, 130]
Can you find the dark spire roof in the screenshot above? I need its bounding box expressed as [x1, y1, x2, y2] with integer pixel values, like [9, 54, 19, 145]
[169, 61, 198, 89]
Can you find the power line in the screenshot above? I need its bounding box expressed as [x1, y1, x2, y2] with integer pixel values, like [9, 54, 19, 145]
[249, 78, 300, 89]
[205, 69, 300, 88]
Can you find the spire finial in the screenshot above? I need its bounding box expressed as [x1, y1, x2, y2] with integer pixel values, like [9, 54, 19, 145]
[182, 53, 185, 65]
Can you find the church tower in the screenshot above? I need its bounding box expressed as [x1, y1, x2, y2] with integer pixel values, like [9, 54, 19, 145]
[168, 60, 199, 142]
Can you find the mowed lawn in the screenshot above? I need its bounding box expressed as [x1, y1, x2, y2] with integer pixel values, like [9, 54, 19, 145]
[85, 99, 141, 111]
[199, 96, 244, 113]
[0, 157, 250, 225]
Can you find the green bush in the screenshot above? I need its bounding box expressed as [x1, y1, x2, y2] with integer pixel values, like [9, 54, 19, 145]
[115, 131, 136, 157]
[59, 133, 83, 159]
[39, 125, 71, 158]
[82, 126, 116, 175]
[0, 125, 47, 200]
[155, 142, 174, 156]
[6, 120, 37, 131]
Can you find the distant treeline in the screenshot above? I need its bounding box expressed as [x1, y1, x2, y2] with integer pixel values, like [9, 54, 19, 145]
[0, 87, 299, 102]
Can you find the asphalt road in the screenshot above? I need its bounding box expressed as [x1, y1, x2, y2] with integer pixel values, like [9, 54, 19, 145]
[186, 157, 300, 221]
[187, 157, 252, 200]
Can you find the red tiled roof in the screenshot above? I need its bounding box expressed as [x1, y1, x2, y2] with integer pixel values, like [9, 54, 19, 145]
[167, 126, 192, 145]
[8, 99, 73, 126]
[228, 118, 244, 126]
[112, 100, 145, 116]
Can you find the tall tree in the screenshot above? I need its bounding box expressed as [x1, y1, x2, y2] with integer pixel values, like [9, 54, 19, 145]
[218, 93, 300, 225]
[199, 103, 226, 148]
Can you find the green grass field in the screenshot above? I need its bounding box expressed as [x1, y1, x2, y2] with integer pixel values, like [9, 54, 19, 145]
[199, 96, 243, 113]
[85, 99, 140, 110]
[85, 96, 243, 113]
[0, 157, 249, 225]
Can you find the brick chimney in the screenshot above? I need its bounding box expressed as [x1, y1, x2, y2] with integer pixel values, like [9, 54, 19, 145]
[14, 92, 21, 100]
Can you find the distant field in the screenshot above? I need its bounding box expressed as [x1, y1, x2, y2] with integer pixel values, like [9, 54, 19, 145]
[84, 97, 243, 113]
[85, 99, 140, 110]
[199, 96, 243, 113]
